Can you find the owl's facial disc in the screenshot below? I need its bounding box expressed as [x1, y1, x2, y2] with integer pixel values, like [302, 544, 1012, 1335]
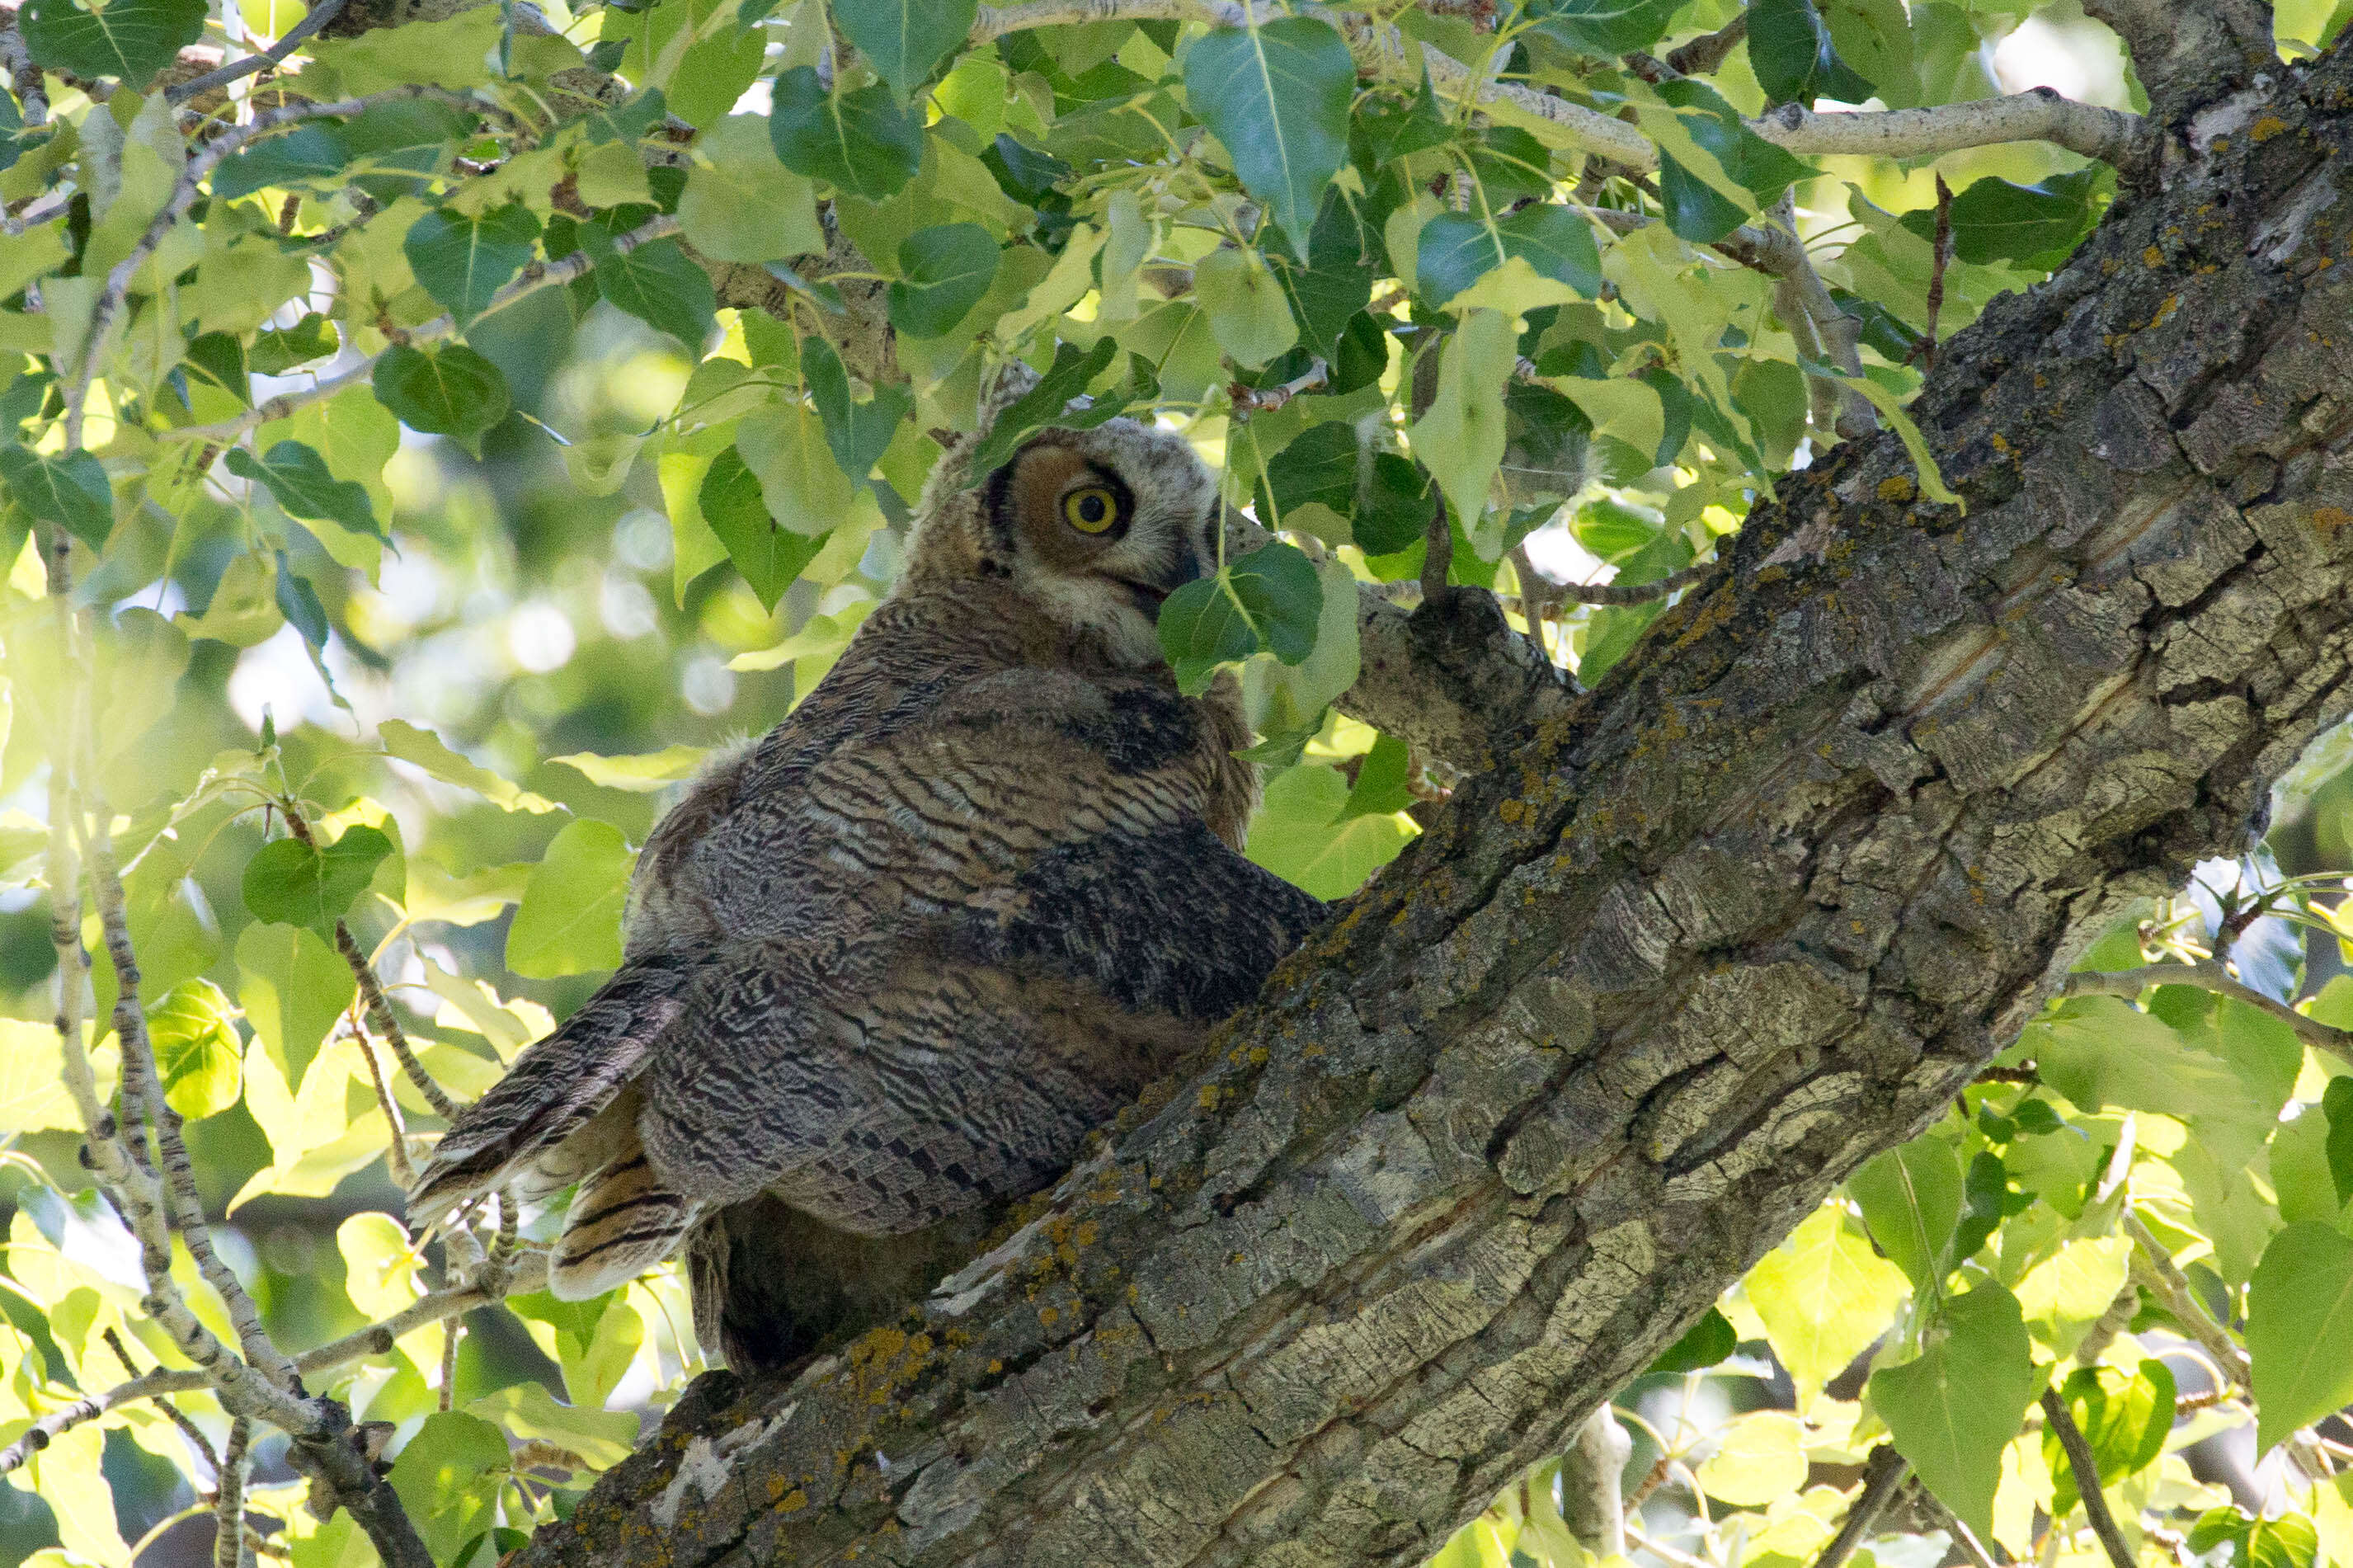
[987, 428, 1217, 667]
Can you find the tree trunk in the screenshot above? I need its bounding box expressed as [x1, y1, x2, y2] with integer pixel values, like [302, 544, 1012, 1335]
[515, 40, 2353, 1568]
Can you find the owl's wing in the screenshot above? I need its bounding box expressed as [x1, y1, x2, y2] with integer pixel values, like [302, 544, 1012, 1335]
[635, 681, 1329, 1234]
[406, 950, 706, 1220]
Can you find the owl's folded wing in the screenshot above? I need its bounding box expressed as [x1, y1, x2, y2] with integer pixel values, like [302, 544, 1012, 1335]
[406, 949, 706, 1220]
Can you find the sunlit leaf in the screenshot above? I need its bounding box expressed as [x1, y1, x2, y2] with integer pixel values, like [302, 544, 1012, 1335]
[1184, 18, 1354, 258]
[1869, 1283, 2038, 1541]
[507, 818, 637, 978]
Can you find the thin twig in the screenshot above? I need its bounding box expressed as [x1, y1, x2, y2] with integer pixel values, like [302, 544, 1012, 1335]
[348, 1002, 417, 1189]
[1231, 358, 1329, 416]
[1912, 175, 1954, 370]
[162, 213, 681, 445]
[1419, 499, 1453, 605]
[214, 1418, 252, 1568]
[1509, 561, 1715, 609]
[2041, 1387, 2136, 1568]
[167, 0, 348, 105]
[1666, 14, 1747, 74]
[335, 921, 458, 1121]
[1810, 1444, 1909, 1568]
[2064, 961, 2353, 1065]
[104, 1326, 219, 1474]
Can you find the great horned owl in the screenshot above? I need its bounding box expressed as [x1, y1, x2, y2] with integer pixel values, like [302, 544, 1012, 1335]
[408, 380, 1328, 1371]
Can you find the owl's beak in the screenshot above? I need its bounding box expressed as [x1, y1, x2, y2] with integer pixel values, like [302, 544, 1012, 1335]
[1163, 533, 1207, 592]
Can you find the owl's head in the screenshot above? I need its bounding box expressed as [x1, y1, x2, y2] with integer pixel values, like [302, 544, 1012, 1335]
[904, 417, 1217, 668]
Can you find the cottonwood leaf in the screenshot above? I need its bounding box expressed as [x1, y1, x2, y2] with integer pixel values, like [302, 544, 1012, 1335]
[767, 66, 923, 201]
[402, 203, 540, 327]
[373, 343, 510, 454]
[596, 238, 718, 350]
[680, 115, 824, 264]
[1748, 1205, 1911, 1403]
[507, 819, 636, 978]
[889, 224, 1000, 338]
[226, 440, 386, 543]
[831, 0, 976, 100]
[21, 0, 205, 84]
[700, 445, 827, 609]
[1183, 18, 1353, 259]
[1849, 1137, 1962, 1292]
[242, 825, 394, 934]
[0, 443, 112, 549]
[2247, 1221, 2353, 1454]
[1869, 1283, 2038, 1541]
[147, 978, 242, 1120]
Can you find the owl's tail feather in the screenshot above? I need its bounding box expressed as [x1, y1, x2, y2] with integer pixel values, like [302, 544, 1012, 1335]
[407, 952, 705, 1224]
[549, 1151, 702, 1300]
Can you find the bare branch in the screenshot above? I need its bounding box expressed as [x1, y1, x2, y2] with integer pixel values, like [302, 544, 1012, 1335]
[1560, 1407, 1631, 1556]
[1665, 13, 1747, 75]
[2063, 960, 2353, 1065]
[1751, 89, 2153, 169]
[167, 0, 349, 104]
[335, 921, 459, 1121]
[162, 213, 681, 445]
[214, 1418, 253, 1568]
[2041, 1388, 2136, 1568]
[1810, 1444, 1909, 1568]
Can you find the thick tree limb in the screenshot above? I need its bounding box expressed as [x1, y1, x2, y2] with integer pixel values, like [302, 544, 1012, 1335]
[516, 36, 2353, 1568]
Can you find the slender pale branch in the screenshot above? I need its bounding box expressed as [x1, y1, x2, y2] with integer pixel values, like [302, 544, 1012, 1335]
[2064, 960, 2353, 1065]
[214, 1418, 253, 1568]
[167, 0, 350, 105]
[1664, 14, 1746, 75]
[1750, 89, 2153, 169]
[161, 214, 681, 445]
[0, 1248, 553, 1479]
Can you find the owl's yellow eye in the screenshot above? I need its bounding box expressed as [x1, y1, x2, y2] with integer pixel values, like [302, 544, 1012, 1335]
[1062, 485, 1120, 534]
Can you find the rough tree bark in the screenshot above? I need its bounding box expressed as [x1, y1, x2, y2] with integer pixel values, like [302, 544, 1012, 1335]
[511, 31, 2353, 1568]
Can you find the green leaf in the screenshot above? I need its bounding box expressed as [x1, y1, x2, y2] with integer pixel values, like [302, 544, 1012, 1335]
[225, 440, 386, 543]
[1183, 17, 1354, 259]
[1264, 421, 1358, 520]
[1848, 1137, 1962, 1292]
[1868, 1283, 2038, 1541]
[1193, 246, 1301, 370]
[20, 0, 205, 85]
[402, 203, 540, 328]
[700, 445, 826, 610]
[1269, 188, 1377, 358]
[379, 718, 563, 812]
[1656, 149, 1751, 243]
[1649, 1305, 1737, 1373]
[388, 1411, 511, 1565]
[1409, 308, 1517, 557]
[1910, 169, 2102, 265]
[235, 921, 352, 1086]
[209, 125, 354, 200]
[147, 978, 242, 1120]
[889, 224, 1000, 338]
[964, 337, 1123, 477]
[1747, 1205, 1912, 1404]
[1522, 0, 1680, 56]
[242, 825, 394, 934]
[2323, 1076, 2353, 1208]
[735, 400, 856, 535]
[1697, 1412, 1809, 1506]
[1158, 541, 1322, 689]
[2248, 1221, 2353, 1453]
[680, 114, 824, 265]
[802, 336, 911, 492]
[1416, 205, 1603, 308]
[2041, 1360, 2174, 1517]
[372, 342, 510, 453]
[273, 550, 332, 650]
[548, 746, 709, 793]
[831, 0, 977, 99]
[0, 443, 112, 549]
[767, 65, 923, 202]
[507, 818, 636, 978]
[1748, 0, 1878, 106]
[1245, 760, 1415, 897]
[595, 235, 718, 351]
[182, 332, 250, 407]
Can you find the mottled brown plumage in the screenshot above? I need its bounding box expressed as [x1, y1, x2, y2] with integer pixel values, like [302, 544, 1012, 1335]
[408, 387, 1326, 1371]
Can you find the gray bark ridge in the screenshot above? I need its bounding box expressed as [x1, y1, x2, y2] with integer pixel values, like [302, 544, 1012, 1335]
[515, 42, 2353, 1568]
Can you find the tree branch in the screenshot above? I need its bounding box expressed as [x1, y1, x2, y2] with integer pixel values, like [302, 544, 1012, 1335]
[1811, 1445, 1910, 1568]
[2041, 1387, 2137, 1568]
[2063, 960, 2353, 1065]
[166, 0, 349, 105]
[161, 213, 680, 445]
[518, 49, 2353, 1568]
